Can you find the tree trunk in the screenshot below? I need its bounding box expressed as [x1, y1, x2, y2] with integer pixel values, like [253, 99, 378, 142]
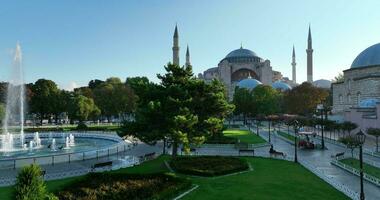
[376, 136, 379, 152]
[172, 141, 178, 158]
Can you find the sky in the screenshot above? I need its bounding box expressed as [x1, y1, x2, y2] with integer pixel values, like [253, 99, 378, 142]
[0, 0, 380, 90]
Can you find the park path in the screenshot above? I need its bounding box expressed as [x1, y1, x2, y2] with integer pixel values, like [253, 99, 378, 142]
[255, 125, 380, 200]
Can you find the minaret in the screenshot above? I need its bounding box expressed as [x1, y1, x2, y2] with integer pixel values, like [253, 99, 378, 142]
[306, 25, 313, 83]
[172, 25, 180, 65]
[185, 45, 191, 67]
[292, 45, 296, 84]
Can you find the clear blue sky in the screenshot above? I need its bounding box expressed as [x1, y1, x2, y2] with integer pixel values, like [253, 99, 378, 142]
[0, 0, 379, 90]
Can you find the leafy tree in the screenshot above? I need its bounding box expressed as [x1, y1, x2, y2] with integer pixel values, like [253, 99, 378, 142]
[283, 82, 329, 116]
[68, 95, 100, 123]
[339, 135, 360, 158]
[0, 82, 8, 104]
[14, 164, 57, 200]
[120, 64, 233, 157]
[88, 79, 105, 89]
[92, 78, 136, 121]
[233, 87, 253, 124]
[333, 73, 344, 83]
[341, 121, 358, 136]
[29, 79, 60, 124]
[367, 128, 380, 152]
[252, 85, 281, 116]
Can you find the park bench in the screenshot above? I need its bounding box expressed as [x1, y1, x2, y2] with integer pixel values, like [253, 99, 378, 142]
[331, 152, 345, 159]
[269, 145, 286, 158]
[91, 161, 113, 171]
[239, 149, 255, 156]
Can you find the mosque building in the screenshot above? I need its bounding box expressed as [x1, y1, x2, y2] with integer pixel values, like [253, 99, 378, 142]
[170, 25, 329, 99]
[332, 42, 380, 129]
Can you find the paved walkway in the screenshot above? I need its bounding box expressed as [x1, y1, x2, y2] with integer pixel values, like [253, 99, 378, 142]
[255, 125, 380, 200]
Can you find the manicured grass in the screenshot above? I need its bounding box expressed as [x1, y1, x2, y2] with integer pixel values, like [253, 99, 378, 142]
[223, 129, 266, 144]
[340, 158, 380, 179]
[0, 156, 349, 200]
[278, 131, 296, 141]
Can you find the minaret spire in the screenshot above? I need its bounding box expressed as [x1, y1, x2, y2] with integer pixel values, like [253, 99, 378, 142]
[186, 45, 191, 67]
[306, 24, 313, 83]
[292, 45, 296, 84]
[172, 24, 180, 65]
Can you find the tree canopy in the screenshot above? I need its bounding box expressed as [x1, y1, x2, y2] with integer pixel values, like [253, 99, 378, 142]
[120, 63, 233, 157]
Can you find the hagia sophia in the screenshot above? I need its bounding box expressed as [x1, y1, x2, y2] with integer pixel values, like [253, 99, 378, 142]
[170, 25, 330, 99]
[170, 25, 380, 130]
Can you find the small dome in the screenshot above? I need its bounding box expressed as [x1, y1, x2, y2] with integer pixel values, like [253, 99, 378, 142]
[237, 77, 262, 90]
[272, 81, 292, 91]
[351, 43, 380, 68]
[358, 99, 380, 108]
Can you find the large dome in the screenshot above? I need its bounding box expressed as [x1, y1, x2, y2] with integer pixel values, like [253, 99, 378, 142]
[225, 47, 258, 58]
[237, 77, 262, 90]
[221, 47, 262, 63]
[351, 43, 380, 68]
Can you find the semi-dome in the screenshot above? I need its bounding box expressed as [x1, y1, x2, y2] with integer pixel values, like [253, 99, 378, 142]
[358, 98, 380, 108]
[272, 81, 292, 91]
[351, 43, 380, 68]
[237, 77, 262, 90]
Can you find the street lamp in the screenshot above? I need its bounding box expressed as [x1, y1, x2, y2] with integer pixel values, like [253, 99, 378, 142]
[293, 119, 299, 163]
[355, 130, 366, 200]
[317, 104, 326, 149]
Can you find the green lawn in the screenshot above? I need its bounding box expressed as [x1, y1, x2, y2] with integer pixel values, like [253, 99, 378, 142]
[340, 158, 380, 179]
[0, 156, 349, 200]
[277, 131, 296, 142]
[223, 129, 266, 144]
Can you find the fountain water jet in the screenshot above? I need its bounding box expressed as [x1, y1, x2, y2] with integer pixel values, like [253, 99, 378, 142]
[1, 43, 26, 151]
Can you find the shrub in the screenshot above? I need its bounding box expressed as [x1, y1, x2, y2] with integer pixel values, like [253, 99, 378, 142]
[14, 164, 54, 200]
[56, 173, 191, 200]
[170, 156, 249, 177]
[76, 122, 88, 130]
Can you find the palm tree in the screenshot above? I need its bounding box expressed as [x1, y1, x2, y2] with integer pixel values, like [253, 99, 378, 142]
[367, 128, 380, 152]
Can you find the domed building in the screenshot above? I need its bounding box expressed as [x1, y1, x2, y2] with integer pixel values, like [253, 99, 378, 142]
[200, 46, 284, 99]
[332, 43, 380, 129]
[272, 81, 292, 91]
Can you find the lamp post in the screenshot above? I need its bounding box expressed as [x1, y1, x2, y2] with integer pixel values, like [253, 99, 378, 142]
[293, 119, 299, 163]
[355, 130, 366, 200]
[317, 104, 325, 149]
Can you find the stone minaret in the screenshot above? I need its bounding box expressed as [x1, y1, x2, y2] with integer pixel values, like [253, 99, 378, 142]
[292, 45, 296, 84]
[185, 45, 191, 67]
[172, 25, 180, 65]
[306, 25, 313, 83]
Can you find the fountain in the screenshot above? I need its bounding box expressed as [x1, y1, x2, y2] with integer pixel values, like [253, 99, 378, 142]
[33, 132, 42, 148]
[51, 139, 57, 151]
[1, 43, 25, 151]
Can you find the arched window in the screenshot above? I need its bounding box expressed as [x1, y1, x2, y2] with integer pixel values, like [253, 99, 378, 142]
[347, 93, 351, 103]
[357, 92, 361, 105]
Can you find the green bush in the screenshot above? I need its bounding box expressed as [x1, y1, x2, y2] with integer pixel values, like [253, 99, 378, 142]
[76, 122, 88, 130]
[56, 173, 191, 200]
[170, 156, 249, 177]
[14, 164, 57, 200]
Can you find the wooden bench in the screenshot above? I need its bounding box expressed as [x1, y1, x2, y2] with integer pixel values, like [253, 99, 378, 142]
[331, 152, 345, 159]
[239, 149, 254, 156]
[91, 161, 113, 171]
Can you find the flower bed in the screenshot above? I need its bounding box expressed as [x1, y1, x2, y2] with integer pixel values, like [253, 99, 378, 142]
[170, 156, 249, 177]
[56, 173, 191, 200]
